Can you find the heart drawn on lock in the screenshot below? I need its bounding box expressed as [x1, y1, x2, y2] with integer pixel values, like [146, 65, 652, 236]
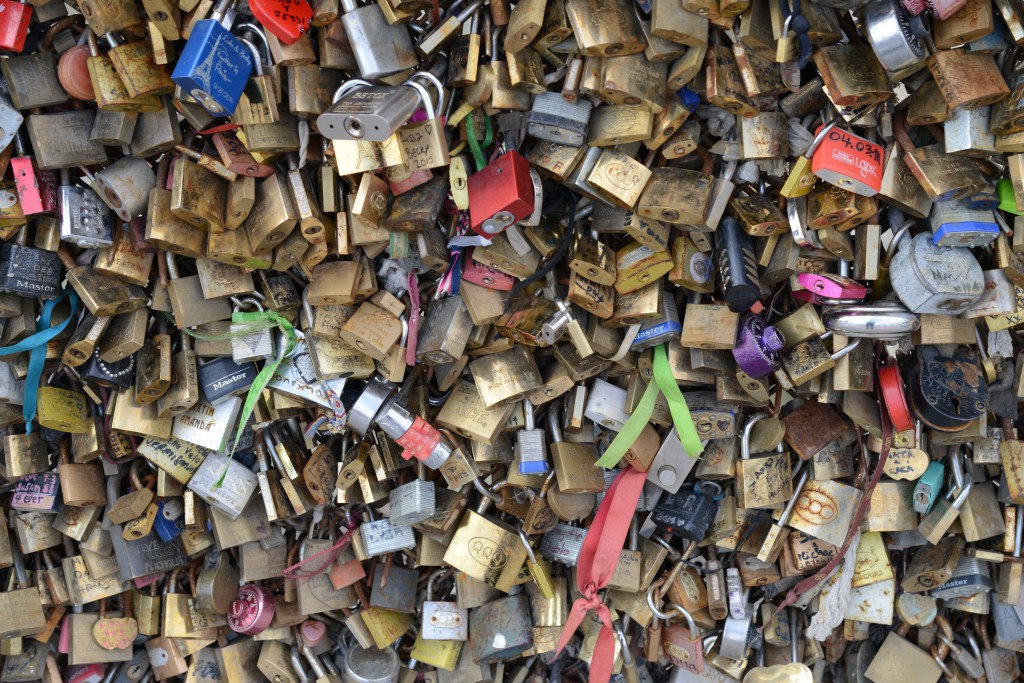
[93, 616, 140, 651]
[250, 0, 313, 45]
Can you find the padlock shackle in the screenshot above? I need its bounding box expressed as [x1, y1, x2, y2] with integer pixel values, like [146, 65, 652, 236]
[740, 412, 769, 460]
[830, 337, 860, 362]
[236, 37, 264, 76]
[234, 22, 272, 64]
[331, 79, 374, 105]
[547, 397, 564, 443]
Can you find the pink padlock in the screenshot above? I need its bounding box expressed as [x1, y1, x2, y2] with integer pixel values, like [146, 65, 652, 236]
[463, 251, 515, 290]
[300, 619, 328, 647]
[794, 273, 867, 303]
[228, 584, 276, 635]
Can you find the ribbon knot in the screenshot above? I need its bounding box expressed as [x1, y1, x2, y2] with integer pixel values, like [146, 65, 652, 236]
[552, 467, 647, 683]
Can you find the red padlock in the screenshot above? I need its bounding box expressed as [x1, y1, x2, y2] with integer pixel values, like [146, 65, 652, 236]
[249, 0, 312, 45]
[0, 0, 32, 53]
[810, 125, 886, 198]
[463, 252, 515, 290]
[468, 150, 535, 237]
[879, 361, 915, 433]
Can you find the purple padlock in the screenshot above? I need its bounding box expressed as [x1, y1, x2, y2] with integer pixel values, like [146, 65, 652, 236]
[731, 315, 786, 379]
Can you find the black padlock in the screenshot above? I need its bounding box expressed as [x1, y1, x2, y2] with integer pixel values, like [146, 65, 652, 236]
[904, 345, 988, 432]
[651, 481, 721, 542]
[197, 356, 258, 404]
[0, 227, 63, 300]
[716, 214, 761, 313]
[81, 346, 135, 390]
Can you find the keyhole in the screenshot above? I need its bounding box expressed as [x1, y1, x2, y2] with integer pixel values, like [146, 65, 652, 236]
[951, 396, 961, 415]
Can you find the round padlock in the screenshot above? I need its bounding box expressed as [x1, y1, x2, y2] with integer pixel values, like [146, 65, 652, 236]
[228, 584, 276, 635]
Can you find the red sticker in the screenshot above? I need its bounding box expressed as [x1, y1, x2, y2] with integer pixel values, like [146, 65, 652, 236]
[250, 0, 313, 45]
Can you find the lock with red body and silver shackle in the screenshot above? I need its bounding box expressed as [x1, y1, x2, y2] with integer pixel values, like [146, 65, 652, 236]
[467, 149, 536, 237]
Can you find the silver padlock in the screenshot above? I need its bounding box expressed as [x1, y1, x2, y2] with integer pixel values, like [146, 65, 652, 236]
[361, 517, 416, 557]
[538, 522, 586, 566]
[863, 0, 927, 73]
[230, 295, 275, 364]
[944, 106, 996, 157]
[339, 0, 418, 79]
[645, 428, 701, 494]
[93, 155, 156, 222]
[389, 479, 435, 526]
[889, 232, 985, 314]
[171, 396, 243, 452]
[516, 400, 548, 476]
[318, 79, 399, 141]
[59, 170, 115, 248]
[821, 301, 920, 339]
[347, 376, 397, 437]
[186, 451, 258, 520]
[421, 568, 469, 641]
[527, 92, 593, 147]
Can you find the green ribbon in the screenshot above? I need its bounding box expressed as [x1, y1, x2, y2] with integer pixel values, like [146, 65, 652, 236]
[594, 344, 703, 469]
[465, 111, 494, 173]
[214, 310, 297, 487]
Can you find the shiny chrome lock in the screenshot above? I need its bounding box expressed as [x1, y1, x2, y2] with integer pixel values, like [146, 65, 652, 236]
[318, 79, 422, 142]
[339, 0, 417, 78]
[864, 0, 928, 72]
[361, 518, 416, 557]
[388, 479, 435, 526]
[821, 301, 920, 339]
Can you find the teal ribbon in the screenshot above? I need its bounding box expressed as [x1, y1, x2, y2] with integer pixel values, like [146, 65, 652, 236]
[215, 309, 297, 487]
[595, 344, 703, 468]
[0, 290, 79, 432]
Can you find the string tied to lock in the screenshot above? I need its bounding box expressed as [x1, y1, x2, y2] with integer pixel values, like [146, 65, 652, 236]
[553, 465, 647, 683]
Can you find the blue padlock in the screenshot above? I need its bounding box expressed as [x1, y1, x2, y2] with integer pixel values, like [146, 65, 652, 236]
[171, 0, 253, 116]
[929, 198, 1000, 248]
[154, 499, 186, 542]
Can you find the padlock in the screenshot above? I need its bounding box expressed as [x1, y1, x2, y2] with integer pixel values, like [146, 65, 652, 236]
[422, 569, 469, 641]
[170, 6, 251, 108]
[890, 232, 985, 314]
[651, 482, 720, 542]
[467, 150, 534, 237]
[736, 412, 793, 510]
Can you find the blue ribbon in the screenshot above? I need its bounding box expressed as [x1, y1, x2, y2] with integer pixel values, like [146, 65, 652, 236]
[788, 0, 813, 69]
[0, 290, 79, 431]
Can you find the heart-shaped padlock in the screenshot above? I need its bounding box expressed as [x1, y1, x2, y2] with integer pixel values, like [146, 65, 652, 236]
[94, 616, 140, 651]
[250, 0, 313, 45]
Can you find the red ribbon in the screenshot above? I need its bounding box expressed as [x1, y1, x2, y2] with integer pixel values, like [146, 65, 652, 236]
[554, 466, 647, 683]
